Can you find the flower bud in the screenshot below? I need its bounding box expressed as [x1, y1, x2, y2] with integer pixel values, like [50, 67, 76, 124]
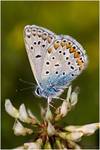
[70, 87, 79, 106]
[64, 125, 80, 132]
[44, 140, 52, 149]
[45, 105, 53, 121]
[40, 106, 46, 118]
[60, 101, 70, 117]
[57, 132, 67, 140]
[55, 138, 64, 149]
[66, 85, 72, 102]
[5, 99, 19, 118]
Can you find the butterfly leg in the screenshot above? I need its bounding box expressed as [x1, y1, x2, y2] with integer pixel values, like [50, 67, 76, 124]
[47, 97, 56, 109]
[56, 97, 65, 101]
[47, 97, 52, 104]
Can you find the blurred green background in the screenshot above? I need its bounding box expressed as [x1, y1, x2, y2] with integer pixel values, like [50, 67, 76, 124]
[1, 1, 99, 149]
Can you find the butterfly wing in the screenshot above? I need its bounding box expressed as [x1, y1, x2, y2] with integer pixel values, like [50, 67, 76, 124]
[41, 35, 88, 90]
[24, 25, 56, 85]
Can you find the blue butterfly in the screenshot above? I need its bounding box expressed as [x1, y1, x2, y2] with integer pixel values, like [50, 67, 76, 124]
[24, 25, 88, 103]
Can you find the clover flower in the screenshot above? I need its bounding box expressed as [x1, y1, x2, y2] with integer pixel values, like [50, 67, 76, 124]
[5, 86, 100, 149]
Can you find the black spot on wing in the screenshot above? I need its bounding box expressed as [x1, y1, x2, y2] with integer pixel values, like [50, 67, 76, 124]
[55, 64, 59, 66]
[35, 55, 41, 58]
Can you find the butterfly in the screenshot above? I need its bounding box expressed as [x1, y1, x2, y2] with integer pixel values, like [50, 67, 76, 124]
[24, 25, 88, 103]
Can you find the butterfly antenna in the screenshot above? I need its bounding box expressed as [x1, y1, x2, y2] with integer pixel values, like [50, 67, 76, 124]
[18, 86, 33, 92]
[19, 78, 36, 86]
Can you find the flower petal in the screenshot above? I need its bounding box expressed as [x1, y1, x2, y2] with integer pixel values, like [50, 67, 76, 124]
[5, 99, 19, 118]
[13, 120, 33, 136]
[47, 121, 56, 136]
[19, 104, 31, 123]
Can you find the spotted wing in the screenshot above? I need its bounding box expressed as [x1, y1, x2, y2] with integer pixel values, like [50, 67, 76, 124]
[24, 25, 56, 84]
[41, 35, 88, 88]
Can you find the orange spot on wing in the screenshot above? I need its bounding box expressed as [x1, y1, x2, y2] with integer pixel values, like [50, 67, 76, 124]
[47, 36, 52, 43]
[76, 59, 83, 65]
[66, 42, 72, 48]
[48, 47, 52, 53]
[76, 58, 84, 70]
[61, 41, 67, 47]
[74, 51, 80, 58]
[69, 47, 76, 53]
[54, 42, 60, 49]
